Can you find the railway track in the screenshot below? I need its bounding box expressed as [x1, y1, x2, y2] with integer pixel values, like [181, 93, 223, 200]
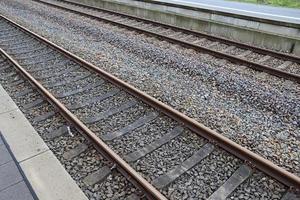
[33, 0, 300, 83]
[0, 14, 299, 200]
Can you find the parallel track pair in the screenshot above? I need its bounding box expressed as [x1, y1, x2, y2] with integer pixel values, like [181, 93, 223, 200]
[0, 6, 299, 200]
[36, 0, 300, 83]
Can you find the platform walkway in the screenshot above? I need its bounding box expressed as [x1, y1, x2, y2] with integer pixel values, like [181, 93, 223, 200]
[0, 84, 88, 200]
[0, 134, 36, 200]
[159, 0, 300, 24]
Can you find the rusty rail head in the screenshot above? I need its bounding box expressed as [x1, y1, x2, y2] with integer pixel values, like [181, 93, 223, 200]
[60, 0, 300, 63]
[36, 0, 300, 83]
[0, 48, 167, 200]
[1, 14, 299, 190]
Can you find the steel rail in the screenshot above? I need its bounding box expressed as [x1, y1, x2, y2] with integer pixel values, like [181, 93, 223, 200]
[0, 49, 167, 200]
[59, 0, 300, 63]
[36, 0, 300, 83]
[1, 15, 299, 190]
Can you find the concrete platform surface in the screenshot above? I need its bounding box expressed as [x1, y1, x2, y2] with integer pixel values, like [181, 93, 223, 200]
[0, 84, 88, 200]
[0, 135, 36, 200]
[158, 0, 300, 24]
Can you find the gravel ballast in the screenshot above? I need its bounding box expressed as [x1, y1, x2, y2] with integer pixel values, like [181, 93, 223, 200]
[0, 12, 295, 198]
[0, 61, 140, 199]
[0, 0, 299, 176]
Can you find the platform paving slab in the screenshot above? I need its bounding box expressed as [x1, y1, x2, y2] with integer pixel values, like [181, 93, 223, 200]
[0, 84, 88, 200]
[0, 161, 23, 191]
[0, 109, 49, 162]
[0, 181, 35, 200]
[0, 93, 18, 114]
[20, 150, 88, 200]
[0, 144, 12, 165]
[0, 135, 35, 200]
[0, 85, 7, 96]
